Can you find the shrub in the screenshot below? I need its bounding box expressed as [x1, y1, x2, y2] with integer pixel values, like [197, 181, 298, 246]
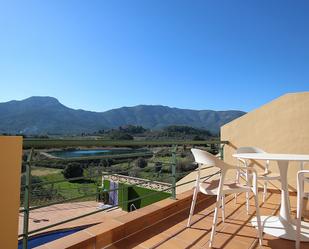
[154, 162, 162, 173]
[109, 164, 129, 176]
[135, 158, 148, 168]
[155, 148, 172, 157]
[129, 166, 140, 177]
[62, 163, 84, 179]
[177, 160, 197, 172]
[99, 158, 114, 167]
[109, 132, 134, 140]
[97, 189, 109, 203]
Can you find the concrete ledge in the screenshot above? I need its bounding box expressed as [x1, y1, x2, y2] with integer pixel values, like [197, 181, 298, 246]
[35, 190, 214, 249]
[36, 230, 95, 249]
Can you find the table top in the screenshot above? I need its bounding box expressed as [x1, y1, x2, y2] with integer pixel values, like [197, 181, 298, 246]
[233, 152, 309, 161]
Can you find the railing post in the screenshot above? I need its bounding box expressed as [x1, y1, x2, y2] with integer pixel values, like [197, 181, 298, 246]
[171, 145, 177, 200]
[219, 143, 225, 160]
[22, 148, 34, 249]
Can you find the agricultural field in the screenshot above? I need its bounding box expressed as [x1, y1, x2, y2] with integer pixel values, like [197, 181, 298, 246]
[23, 138, 224, 149]
[21, 153, 193, 207]
[20, 140, 223, 209]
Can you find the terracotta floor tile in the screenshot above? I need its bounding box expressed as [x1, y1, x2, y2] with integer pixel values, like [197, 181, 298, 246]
[103, 238, 145, 249]
[137, 232, 171, 248]
[155, 237, 201, 249]
[19, 201, 126, 236]
[76, 192, 309, 249]
[173, 227, 211, 247]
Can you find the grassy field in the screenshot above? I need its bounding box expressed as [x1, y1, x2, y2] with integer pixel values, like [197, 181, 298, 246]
[22, 168, 99, 206]
[31, 166, 62, 176]
[40, 171, 98, 199]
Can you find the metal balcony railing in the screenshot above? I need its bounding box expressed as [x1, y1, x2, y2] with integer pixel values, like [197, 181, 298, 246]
[19, 140, 228, 249]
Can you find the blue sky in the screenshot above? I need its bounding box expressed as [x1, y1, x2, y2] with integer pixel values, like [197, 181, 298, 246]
[0, 1, 308, 112]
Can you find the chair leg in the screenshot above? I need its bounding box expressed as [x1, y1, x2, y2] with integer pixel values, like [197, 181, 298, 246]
[296, 194, 302, 249]
[221, 195, 225, 223]
[209, 194, 221, 248]
[187, 186, 198, 227]
[296, 177, 303, 249]
[245, 170, 250, 215]
[263, 181, 267, 203]
[246, 192, 250, 215]
[235, 170, 240, 204]
[253, 191, 263, 246]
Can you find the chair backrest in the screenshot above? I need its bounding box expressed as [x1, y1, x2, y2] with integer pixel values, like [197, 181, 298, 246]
[236, 146, 265, 154]
[191, 148, 231, 171]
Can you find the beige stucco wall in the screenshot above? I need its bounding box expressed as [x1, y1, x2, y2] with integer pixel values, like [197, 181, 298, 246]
[221, 92, 309, 192]
[0, 136, 23, 249]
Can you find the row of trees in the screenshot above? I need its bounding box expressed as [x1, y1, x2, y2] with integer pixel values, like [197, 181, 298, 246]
[60, 156, 197, 180]
[90, 125, 215, 141]
[17, 124, 216, 140]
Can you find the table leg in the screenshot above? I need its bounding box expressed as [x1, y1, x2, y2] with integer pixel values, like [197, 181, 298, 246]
[277, 160, 291, 221]
[251, 160, 309, 241]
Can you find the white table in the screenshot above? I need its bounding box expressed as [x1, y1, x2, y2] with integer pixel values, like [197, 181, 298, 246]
[233, 153, 309, 241]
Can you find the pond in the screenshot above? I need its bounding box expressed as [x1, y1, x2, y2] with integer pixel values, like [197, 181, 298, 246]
[48, 148, 149, 159]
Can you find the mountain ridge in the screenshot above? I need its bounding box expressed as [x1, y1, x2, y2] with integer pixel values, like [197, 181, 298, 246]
[0, 96, 245, 135]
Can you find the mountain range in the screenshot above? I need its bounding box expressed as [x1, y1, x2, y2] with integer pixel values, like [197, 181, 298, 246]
[0, 96, 245, 135]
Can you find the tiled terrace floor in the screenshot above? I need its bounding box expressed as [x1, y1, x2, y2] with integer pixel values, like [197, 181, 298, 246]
[105, 192, 309, 249]
[19, 201, 126, 236]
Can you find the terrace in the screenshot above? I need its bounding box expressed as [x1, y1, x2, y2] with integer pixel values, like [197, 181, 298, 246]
[2, 92, 309, 249]
[34, 191, 309, 249]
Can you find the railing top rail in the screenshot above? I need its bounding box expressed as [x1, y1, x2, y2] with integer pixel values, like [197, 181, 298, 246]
[20, 141, 226, 248]
[23, 139, 228, 149]
[18, 170, 220, 238]
[31, 152, 153, 162]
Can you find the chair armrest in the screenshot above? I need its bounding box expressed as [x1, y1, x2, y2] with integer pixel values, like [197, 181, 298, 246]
[298, 170, 309, 178]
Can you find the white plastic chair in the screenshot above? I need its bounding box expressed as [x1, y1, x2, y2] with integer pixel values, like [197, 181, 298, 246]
[187, 148, 263, 248]
[296, 167, 309, 249]
[235, 147, 280, 213]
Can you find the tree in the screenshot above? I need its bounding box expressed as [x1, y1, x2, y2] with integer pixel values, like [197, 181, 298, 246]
[192, 135, 205, 141]
[62, 163, 84, 179]
[135, 158, 147, 168]
[109, 132, 134, 140]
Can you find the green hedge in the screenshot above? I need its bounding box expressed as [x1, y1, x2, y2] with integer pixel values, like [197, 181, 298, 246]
[103, 179, 110, 190]
[127, 184, 170, 211]
[105, 180, 170, 212]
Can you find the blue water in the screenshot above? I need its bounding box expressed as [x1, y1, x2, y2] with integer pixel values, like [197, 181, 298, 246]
[18, 227, 84, 249]
[49, 148, 147, 158]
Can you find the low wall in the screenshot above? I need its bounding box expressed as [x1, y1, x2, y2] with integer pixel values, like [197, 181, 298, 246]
[35, 190, 214, 249]
[0, 136, 23, 249]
